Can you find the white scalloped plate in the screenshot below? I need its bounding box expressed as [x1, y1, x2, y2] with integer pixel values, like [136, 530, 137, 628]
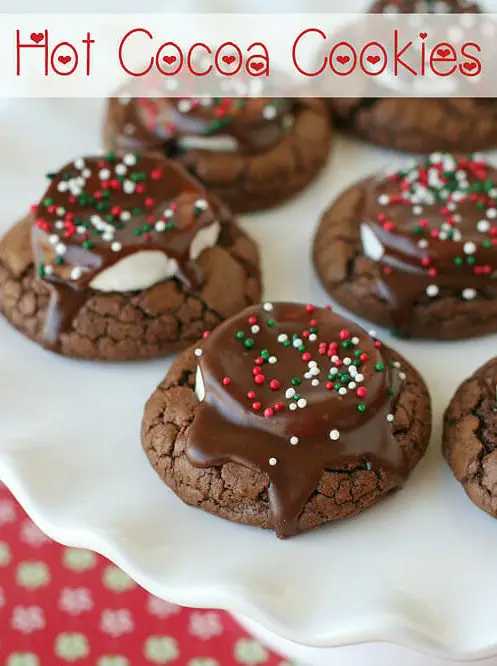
[3, 97, 497, 662]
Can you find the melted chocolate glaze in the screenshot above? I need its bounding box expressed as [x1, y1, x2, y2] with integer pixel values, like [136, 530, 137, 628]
[31, 153, 230, 345]
[107, 97, 295, 157]
[187, 302, 407, 538]
[358, 154, 497, 334]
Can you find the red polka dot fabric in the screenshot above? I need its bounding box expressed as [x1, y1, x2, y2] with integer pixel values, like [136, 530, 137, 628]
[0, 483, 289, 666]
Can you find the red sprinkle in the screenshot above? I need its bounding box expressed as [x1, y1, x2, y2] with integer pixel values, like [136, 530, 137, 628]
[326, 382, 334, 390]
[302, 352, 312, 362]
[247, 391, 256, 399]
[357, 387, 367, 398]
[339, 330, 350, 340]
[248, 316, 257, 325]
[305, 304, 315, 313]
[360, 353, 369, 362]
[310, 319, 318, 327]
[255, 357, 264, 366]
[202, 331, 211, 339]
[252, 402, 262, 411]
[269, 379, 281, 391]
[151, 169, 162, 180]
[274, 402, 284, 412]
[222, 377, 231, 386]
[254, 374, 265, 385]
[252, 367, 262, 376]
[264, 408, 274, 418]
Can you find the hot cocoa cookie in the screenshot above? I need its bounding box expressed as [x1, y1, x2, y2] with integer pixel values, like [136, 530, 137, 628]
[328, 0, 495, 154]
[313, 152, 497, 339]
[104, 97, 332, 213]
[443, 358, 497, 518]
[0, 153, 262, 360]
[142, 302, 431, 538]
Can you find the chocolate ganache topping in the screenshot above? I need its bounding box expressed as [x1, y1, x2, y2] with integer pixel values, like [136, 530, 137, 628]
[30, 152, 230, 345]
[107, 97, 295, 156]
[360, 153, 497, 334]
[187, 302, 408, 538]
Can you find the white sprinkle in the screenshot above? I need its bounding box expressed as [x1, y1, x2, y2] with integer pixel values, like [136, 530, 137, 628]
[338, 387, 347, 396]
[378, 194, 389, 205]
[55, 221, 65, 230]
[308, 361, 317, 368]
[311, 379, 320, 387]
[115, 164, 127, 176]
[351, 337, 359, 345]
[293, 338, 303, 348]
[251, 325, 260, 334]
[369, 330, 377, 338]
[123, 153, 137, 166]
[348, 382, 356, 390]
[74, 158, 85, 170]
[268, 356, 277, 364]
[297, 398, 307, 408]
[164, 209, 174, 218]
[308, 334, 317, 342]
[269, 457, 278, 466]
[178, 99, 193, 113]
[49, 234, 59, 245]
[426, 284, 439, 298]
[399, 372, 407, 380]
[44, 265, 53, 275]
[285, 388, 296, 399]
[99, 168, 111, 180]
[263, 302, 273, 312]
[464, 242, 477, 255]
[277, 334, 288, 343]
[304, 372, 312, 380]
[386, 414, 394, 422]
[123, 180, 135, 194]
[71, 266, 83, 280]
[111, 242, 122, 252]
[56, 207, 65, 216]
[82, 168, 91, 179]
[343, 357, 351, 366]
[329, 367, 338, 376]
[289, 402, 298, 411]
[76, 226, 86, 235]
[329, 429, 340, 440]
[418, 239, 428, 249]
[102, 231, 114, 242]
[194, 199, 209, 211]
[55, 243, 67, 255]
[355, 373, 364, 382]
[290, 436, 299, 445]
[310, 367, 320, 376]
[155, 221, 166, 232]
[477, 219, 491, 233]
[262, 105, 277, 120]
[331, 355, 339, 363]
[194, 348, 203, 357]
[120, 211, 131, 221]
[413, 205, 423, 215]
[462, 288, 477, 300]
[57, 181, 68, 192]
[487, 208, 497, 219]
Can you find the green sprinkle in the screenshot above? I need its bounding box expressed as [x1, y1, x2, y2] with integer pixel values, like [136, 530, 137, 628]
[45, 172, 57, 180]
[133, 228, 142, 236]
[454, 257, 463, 266]
[165, 222, 175, 230]
[375, 362, 385, 371]
[244, 338, 254, 349]
[357, 403, 366, 412]
[291, 377, 302, 386]
[43, 197, 53, 207]
[55, 256, 64, 266]
[293, 393, 301, 401]
[483, 240, 492, 249]
[298, 345, 306, 352]
[143, 224, 153, 232]
[235, 331, 245, 340]
[106, 151, 116, 162]
[82, 240, 93, 250]
[283, 340, 291, 347]
[267, 319, 275, 327]
[388, 388, 395, 396]
[38, 264, 45, 278]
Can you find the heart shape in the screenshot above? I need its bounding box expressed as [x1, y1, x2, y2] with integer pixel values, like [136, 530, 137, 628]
[162, 55, 177, 65]
[250, 61, 264, 72]
[367, 55, 381, 65]
[336, 55, 351, 65]
[30, 32, 44, 44]
[437, 48, 451, 58]
[463, 61, 477, 72]
[419, 32, 427, 39]
[58, 55, 71, 65]
[222, 55, 236, 65]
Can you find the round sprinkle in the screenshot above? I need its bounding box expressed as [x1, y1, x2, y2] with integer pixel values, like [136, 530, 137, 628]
[426, 284, 439, 298]
[329, 429, 340, 441]
[123, 153, 137, 166]
[463, 242, 476, 255]
[477, 219, 491, 233]
[289, 403, 298, 411]
[268, 356, 277, 364]
[263, 302, 273, 312]
[386, 414, 394, 422]
[297, 398, 307, 408]
[71, 266, 82, 280]
[155, 221, 166, 232]
[111, 242, 122, 252]
[277, 334, 288, 343]
[290, 436, 299, 445]
[194, 348, 203, 357]
[462, 288, 477, 300]
[269, 457, 278, 466]
[285, 388, 295, 399]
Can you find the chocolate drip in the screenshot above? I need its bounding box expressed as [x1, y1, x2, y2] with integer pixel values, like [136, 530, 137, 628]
[30, 154, 230, 346]
[186, 303, 407, 538]
[358, 154, 497, 334]
[108, 97, 295, 156]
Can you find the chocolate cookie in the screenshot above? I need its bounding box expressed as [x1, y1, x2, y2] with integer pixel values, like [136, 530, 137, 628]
[443, 358, 497, 518]
[142, 302, 431, 538]
[328, 0, 495, 154]
[313, 152, 497, 339]
[104, 97, 332, 213]
[0, 153, 262, 360]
